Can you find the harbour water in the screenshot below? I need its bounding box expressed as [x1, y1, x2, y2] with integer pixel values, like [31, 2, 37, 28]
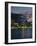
[11, 28, 32, 39]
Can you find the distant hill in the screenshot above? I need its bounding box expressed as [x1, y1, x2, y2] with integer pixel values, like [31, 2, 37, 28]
[11, 13, 26, 23]
[11, 13, 32, 23]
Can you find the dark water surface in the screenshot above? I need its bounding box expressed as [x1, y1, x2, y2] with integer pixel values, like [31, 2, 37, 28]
[11, 28, 32, 39]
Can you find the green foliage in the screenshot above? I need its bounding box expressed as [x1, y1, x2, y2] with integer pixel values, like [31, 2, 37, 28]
[15, 23, 32, 28]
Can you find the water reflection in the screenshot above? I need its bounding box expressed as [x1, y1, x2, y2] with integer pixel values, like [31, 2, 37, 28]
[11, 28, 32, 39]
